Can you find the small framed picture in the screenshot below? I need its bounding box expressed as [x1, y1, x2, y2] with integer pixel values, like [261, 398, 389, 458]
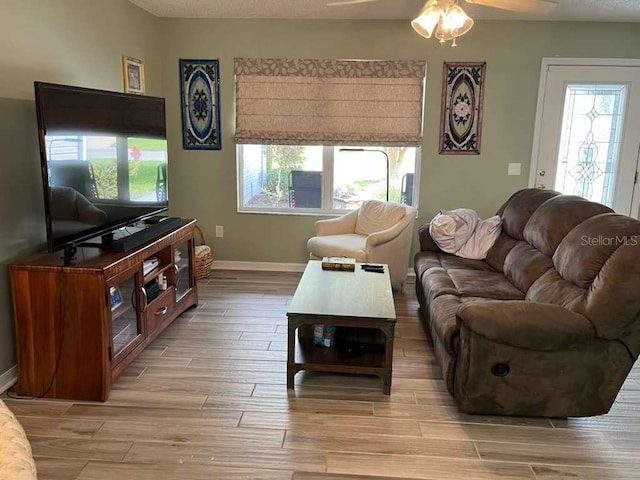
[122, 55, 145, 94]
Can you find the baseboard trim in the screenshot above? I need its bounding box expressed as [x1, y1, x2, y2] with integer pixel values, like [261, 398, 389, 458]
[0, 365, 17, 394]
[212, 261, 416, 281]
[406, 269, 416, 284]
[212, 261, 307, 272]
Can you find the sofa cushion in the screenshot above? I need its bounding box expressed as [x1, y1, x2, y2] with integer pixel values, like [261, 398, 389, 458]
[523, 195, 613, 257]
[526, 269, 585, 309]
[485, 232, 519, 273]
[354, 200, 406, 235]
[307, 234, 367, 261]
[503, 242, 553, 293]
[414, 251, 442, 281]
[554, 213, 640, 340]
[500, 189, 560, 240]
[422, 267, 458, 304]
[438, 254, 495, 272]
[448, 269, 524, 300]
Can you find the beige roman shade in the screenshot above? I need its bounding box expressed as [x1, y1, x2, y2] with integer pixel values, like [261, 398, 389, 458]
[234, 58, 426, 146]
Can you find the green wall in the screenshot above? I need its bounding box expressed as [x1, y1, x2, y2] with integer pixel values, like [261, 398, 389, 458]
[0, 0, 160, 377]
[160, 19, 640, 264]
[0, 2, 639, 378]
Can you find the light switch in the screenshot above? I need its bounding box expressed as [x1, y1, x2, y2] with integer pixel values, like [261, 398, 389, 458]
[508, 163, 521, 176]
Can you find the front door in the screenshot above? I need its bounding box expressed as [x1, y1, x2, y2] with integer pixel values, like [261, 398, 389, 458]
[531, 62, 640, 217]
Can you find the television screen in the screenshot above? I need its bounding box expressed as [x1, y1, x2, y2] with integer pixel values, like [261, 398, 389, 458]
[35, 82, 169, 252]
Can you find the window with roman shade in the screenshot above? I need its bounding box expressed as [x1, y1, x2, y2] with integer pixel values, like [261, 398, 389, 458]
[234, 58, 426, 147]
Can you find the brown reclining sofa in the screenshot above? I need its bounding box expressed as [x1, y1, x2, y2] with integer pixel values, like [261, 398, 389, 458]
[414, 188, 640, 417]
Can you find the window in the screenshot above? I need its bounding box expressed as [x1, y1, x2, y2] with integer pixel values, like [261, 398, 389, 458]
[234, 58, 426, 214]
[45, 134, 168, 202]
[238, 144, 419, 213]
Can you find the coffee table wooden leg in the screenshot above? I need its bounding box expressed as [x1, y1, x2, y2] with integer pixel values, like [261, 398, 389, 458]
[383, 379, 391, 395]
[381, 322, 396, 396]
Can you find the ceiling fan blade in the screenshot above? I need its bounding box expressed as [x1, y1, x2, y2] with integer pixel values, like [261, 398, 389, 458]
[465, 0, 558, 14]
[326, 0, 378, 6]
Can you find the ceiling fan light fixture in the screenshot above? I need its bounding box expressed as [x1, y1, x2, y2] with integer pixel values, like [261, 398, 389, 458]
[438, 4, 474, 39]
[411, 0, 440, 39]
[411, 0, 474, 47]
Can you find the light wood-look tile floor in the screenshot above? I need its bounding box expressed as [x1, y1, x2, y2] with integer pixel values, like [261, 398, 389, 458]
[5, 270, 640, 479]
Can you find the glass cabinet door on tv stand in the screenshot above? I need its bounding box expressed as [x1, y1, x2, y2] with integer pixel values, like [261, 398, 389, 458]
[108, 268, 144, 364]
[174, 240, 194, 303]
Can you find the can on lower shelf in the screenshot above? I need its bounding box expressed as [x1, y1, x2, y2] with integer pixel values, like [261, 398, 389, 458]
[313, 324, 336, 347]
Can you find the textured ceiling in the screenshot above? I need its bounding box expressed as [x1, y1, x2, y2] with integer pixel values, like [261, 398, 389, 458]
[128, 0, 640, 22]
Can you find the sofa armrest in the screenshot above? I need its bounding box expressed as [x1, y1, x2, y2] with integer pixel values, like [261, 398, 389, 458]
[315, 209, 359, 236]
[365, 213, 415, 249]
[418, 222, 441, 252]
[457, 301, 596, 351]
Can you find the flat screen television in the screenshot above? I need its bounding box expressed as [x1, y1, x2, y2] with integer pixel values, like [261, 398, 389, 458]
[34, 82, 169, 253]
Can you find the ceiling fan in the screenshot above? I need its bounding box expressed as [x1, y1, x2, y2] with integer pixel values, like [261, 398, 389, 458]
[327, 0, 557, 15]
[327, 0, 558, 45]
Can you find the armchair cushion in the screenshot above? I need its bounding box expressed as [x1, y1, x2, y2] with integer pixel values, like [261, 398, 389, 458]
[355, 200, 407, 235]
[365, 211, 416, 249]
[315, 209, 359, 236]
[307, 234, 367, 261]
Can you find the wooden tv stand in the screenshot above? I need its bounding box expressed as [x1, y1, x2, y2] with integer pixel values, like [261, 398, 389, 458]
[9, 219, 198, 401]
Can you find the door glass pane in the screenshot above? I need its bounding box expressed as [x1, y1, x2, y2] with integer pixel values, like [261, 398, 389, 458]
[110, 275, 141, 358]
[174, 242, 192, 302]
[554, 84, 627, 206]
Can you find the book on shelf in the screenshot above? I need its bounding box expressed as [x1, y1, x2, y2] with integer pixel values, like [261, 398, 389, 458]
[143, 257, 159, 276]
[321, 257, 356, 271]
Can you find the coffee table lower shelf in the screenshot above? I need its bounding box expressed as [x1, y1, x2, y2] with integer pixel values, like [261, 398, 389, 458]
[287, 315, 395, 395]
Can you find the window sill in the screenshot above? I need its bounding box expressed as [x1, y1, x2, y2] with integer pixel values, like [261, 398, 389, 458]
[237, 207, 350, 217]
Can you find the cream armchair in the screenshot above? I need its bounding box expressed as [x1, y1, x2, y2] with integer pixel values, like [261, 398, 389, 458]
[307, 200, 417, 288]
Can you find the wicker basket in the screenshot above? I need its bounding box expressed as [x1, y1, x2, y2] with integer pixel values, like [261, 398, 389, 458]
[194, 224, 213, 280]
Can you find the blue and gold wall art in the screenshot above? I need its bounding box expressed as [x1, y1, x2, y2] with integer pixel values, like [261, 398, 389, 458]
[180, 59, 221, 150]
[439, 62, 486, 154]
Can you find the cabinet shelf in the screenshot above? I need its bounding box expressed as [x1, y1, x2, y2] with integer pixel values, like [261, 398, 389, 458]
[143, 263, 172, 284]
[112, 313, 140, 357]
[111, 301, 132, 322]
[295, 334, 385, 369]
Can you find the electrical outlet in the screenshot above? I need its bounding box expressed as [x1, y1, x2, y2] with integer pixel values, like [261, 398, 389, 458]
[215, 225, 223, 238]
